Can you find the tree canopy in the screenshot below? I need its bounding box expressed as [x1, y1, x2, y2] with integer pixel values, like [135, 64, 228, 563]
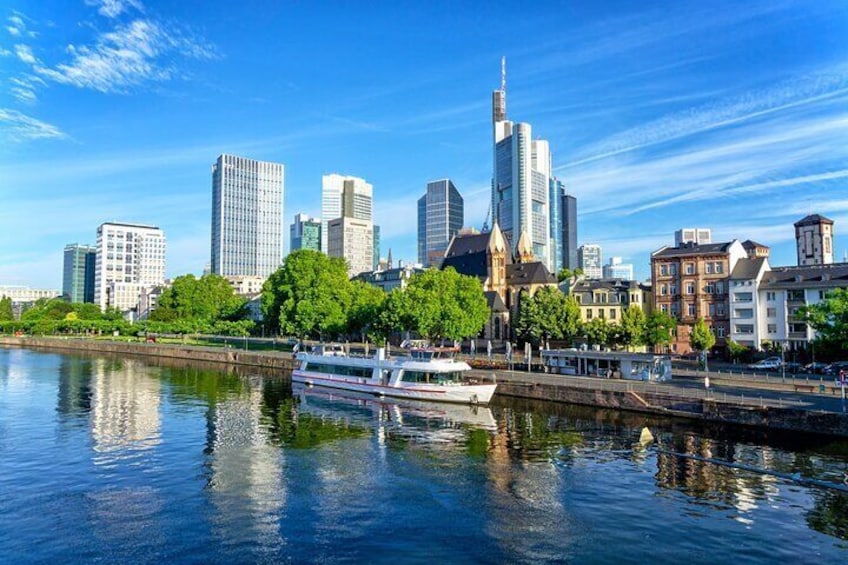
[261, 249, 352, 338]
[645, 311, 677, 350]
[513, 287, 581, 345]
[619, 305, 646, 350]
[0, 296, 13, 321]
[800, 288, 848, 349]
[150, 274, 245, 323]
[690, 317, 716, 353]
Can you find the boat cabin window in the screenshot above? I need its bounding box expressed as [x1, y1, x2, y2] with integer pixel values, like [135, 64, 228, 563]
[304, 363, 372, 379]
[401, 370, 463, 384]
[409, 349, 456, 361]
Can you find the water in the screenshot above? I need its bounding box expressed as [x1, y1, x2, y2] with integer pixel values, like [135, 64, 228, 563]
[1, 347, 846, 564]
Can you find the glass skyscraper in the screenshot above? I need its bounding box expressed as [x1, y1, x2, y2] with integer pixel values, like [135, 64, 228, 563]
[417, 179, 464, 267]
[62, 244, 96, 303]
[562, 192, 578, 270]
[290, 213, 321, 253]
[211, 154, 285, 277]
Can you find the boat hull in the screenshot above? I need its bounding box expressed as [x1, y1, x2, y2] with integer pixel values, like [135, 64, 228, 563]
[292, 370, 496, 405]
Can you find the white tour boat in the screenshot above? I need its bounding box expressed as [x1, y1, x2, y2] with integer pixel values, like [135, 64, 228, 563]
[292, 344, 497, 405]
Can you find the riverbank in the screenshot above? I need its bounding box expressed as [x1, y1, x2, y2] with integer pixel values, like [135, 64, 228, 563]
[3, 336, 847, 437]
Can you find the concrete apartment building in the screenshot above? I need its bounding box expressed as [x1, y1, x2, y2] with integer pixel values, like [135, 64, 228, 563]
[94, 222, 166, 312]
[327, 217, 374, 278]
[211, 154, 285, 278]
[795, 214, 834, 266]
[602, 257, 634, 280]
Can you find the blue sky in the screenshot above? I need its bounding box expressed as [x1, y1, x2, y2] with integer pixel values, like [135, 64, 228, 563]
[1, 0, 847, 288]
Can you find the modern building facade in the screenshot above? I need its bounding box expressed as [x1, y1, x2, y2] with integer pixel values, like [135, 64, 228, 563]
[290, 213, 321, 252]
[417, 179, 464, 267]
[94, 222, 166, 311]
[0, 286, 60, 304]
[602, 257, 634, 281]
[321, 174, 372, 252]
[561, 189, 578, 271]
[211, 154, 284, 278]
[327, 217, 374, 278]
[675, 228, 712, 246]
[794, 214, 834, 266]
[578, 244, 602, 279]
[491, 61, 555, 271]
[63, 243, 96, 303]
[373, 225, 381, 270]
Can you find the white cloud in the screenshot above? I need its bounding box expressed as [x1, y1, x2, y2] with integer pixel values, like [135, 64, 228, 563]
[86, 0, 144, 19]
[32, 19, 216, 94]
[0, 108, 65, 142]
[14, 43, 36, 64]
[6, 15, 24, 36]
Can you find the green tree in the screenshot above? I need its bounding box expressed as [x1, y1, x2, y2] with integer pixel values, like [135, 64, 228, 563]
[799, 288, 848, 349]
[401, 268, 489, 341]
[619, 305, 647, 351]
[561, 294, 583, 343]
[152, 274, 246, 323]
[645, 311, 677, 351]
[726, 339, 748, 364]
[347, 281, 387, 341]
[556, 267, 584, 283]
[20, 298, 73, 321]
[514, 287, 581, 346]
[261, 249, 352, 338]
[0, 296, 13, 321]
[583, 317, 610, 347]
[690, 317, 716, 369]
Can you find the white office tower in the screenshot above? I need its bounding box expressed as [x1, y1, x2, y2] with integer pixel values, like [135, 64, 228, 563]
[491, 58, 554, 270]
[602, 257, 634, 280]
[211, 154, 285, 277]
[321, 174, 373, 253]
[94, 222, 166, 311]
[578, 244, 603, 279]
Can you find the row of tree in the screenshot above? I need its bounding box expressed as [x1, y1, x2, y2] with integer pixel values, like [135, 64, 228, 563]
[511, 286, 689, 350]
[261, 250, 490, 342]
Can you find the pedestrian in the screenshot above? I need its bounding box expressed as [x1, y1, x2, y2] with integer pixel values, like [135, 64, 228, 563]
[470, 340, 476, 359]
[487, 340, 492, 361]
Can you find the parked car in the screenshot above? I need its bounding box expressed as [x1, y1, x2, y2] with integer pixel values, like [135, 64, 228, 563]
[823, 362, 848, 376]
[747, 359, 782, 371]
[803, 362, 829, 374]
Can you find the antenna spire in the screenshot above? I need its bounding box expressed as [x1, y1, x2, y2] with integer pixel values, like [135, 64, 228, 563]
[501, 56, 506, 92]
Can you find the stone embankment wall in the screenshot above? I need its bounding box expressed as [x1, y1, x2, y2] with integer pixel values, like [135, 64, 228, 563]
[496, 381, 848, 438]
[0, 337, 299, 371]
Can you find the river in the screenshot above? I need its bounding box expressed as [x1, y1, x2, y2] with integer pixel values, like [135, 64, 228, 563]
[1, 347, 846, 563]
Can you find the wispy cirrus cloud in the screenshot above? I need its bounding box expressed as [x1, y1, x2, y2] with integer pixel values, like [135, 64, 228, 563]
[5, 14, 33, 37]
[86, 0, 144, 19]
[13, 43, 36, 64]
[0, 108, 66, 142]
[32, 19, 216, 94]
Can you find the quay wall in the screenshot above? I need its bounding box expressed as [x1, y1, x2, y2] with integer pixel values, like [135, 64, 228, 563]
[0, 337, 299, 371]
[3, 337, 847, 437]
[495, 381, 848, 438]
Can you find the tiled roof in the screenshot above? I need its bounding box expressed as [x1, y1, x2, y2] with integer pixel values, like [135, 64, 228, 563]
[742, 240, 769, 250]
[761, 262, 848, 289]
[794, 214, 834, 227]
[730, 257, 768, 280]
[484, 291, 508, 313]
[507, 262, 557, 286]
[652, 241, 735, 258]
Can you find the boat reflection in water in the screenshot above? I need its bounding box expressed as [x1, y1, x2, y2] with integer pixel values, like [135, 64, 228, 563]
[291, 382, 497, 446]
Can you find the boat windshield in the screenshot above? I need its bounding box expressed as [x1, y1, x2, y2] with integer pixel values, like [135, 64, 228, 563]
[408, 348, 457, 361]
[401, 370, 465, 384]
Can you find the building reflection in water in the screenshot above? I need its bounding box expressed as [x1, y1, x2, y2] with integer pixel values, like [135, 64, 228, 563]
[89, 357, 162, 459]
[205, 375, 286, 555]
[57, 356, 93, 421]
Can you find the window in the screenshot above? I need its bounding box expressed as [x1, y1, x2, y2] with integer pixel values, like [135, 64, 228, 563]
[715, 262, 724, 274]
[661, 285, 668, 296]
[716, 326, 726, 338]
[599, 309, 605, 319]
[687, 303, 696, 316]
[670, 264, 677, 275]
[686, 263, 694, 274]
[716, 282, 724, 294]
[819, 290, 826, 300]
[735, 324, 754, 334]
[586, 309, 593, 320]
[686, 283, 695, 295]
[789, 323, 807, 333]
[766, 291, 775, 301]
[717, 304, 725, 316]
[610, 309, 616, 319]
[660, 265, 668, 276]
[661, 304, 669, 314]
[705, 283, 715, 294]
[766, 307, 776, 318]
[706, 263, 713, 274]
[767, 324, 777, 334]
[670, 284, 678, 295]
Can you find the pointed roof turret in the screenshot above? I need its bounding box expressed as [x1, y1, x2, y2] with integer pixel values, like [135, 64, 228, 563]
[515, 230, 534, 263]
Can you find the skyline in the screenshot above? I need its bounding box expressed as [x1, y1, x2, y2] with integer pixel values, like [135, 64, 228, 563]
[2, 0, 848, 288]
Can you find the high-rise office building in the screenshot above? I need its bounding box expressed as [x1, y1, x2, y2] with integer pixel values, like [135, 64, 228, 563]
[603, 257, 634, 280]
[549, 180, 562, 274]
[561, 192, 578, 270]
[63, 243, 96, 303]
[290, 213, 321, 252]
[328, 217, 374, 278]
[373, 225, 381, 270]
[94, 222, 166, 311]
[418, 179, 464, 267]
[578, 244, 602, 279]
[211, 154, 284, 277]
[321, 174, 373, 252]
[491, 58, 555, 270]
